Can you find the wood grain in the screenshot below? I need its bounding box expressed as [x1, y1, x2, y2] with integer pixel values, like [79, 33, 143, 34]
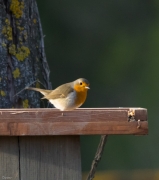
[0, 137, 19, 180]
[19, 136, 81, 180]
[0, 108, 148, 135]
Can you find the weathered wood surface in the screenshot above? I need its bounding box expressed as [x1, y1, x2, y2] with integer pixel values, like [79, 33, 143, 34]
[0, 136, 81, 180]
[0, 108, 148, 135]
[0, 137, 19, 180]
[20, 136, 81, 180]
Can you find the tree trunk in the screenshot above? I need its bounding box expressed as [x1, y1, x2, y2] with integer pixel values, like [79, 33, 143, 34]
[0, 2, 83, 180]
[0, 0, 51, 108]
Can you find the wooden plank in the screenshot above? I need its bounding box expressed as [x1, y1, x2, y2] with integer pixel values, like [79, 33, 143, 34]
[0, 137, 19, 180]
[20, 136, 81, 180]
[0, 108, 148, 135]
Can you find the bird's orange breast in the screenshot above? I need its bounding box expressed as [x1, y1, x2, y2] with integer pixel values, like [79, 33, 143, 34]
[74, 84, 88, 106]
[75, 90, 87, 106]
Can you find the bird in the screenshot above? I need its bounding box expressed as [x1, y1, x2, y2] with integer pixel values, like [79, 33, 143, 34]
[26, 78, 90, 111]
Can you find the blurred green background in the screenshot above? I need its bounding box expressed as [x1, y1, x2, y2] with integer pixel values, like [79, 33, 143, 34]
[37, 0, 158, 178]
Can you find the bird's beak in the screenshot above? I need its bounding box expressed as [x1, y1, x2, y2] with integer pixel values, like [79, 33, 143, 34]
[85, 86, 90, 89]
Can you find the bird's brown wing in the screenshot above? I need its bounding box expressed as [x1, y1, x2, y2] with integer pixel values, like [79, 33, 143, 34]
[43, 83, 74, 100]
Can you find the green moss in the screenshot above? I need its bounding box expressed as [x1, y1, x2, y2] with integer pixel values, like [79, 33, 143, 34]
[12, 68, 20, 78]
[23, 99, 29, 108]
[10, 0, 24, 19]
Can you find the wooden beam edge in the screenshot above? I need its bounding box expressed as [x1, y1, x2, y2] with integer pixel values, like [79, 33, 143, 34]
[0, 108, 148, 136]
[0, 121, 148, 136]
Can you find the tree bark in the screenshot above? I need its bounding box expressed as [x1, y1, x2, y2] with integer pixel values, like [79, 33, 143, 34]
[0, 0, 51, 108]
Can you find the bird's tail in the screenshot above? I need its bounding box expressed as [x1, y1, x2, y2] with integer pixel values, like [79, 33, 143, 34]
[26, 87, 52, 96]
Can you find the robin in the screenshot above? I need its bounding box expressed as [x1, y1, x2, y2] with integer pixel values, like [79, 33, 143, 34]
[26, 78, 90, 111]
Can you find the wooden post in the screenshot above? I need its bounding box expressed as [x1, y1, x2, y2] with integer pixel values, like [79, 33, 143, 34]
[0, 108, 148, 180]
[19, 136, 81, 180]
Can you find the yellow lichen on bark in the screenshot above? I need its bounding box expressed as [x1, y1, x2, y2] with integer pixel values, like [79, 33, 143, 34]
[33, 19, 37, 24]
[12, 68, 20, 78]
[2, 18, 13, 41]
[9, 44, 30, 61]
[17, 26, 24, 31]
[23, 32, 28, 40]
[10, 0, 24, 19]
[2, 42, 7, 47]
[16, 46, 30, 61]
[23, 99, 29, 108]
[0, 90, 6, 96]
[9, 44, 16, 55]
[36, 81, 40, 88]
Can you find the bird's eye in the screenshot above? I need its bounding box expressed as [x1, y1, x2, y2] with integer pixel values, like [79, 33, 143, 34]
[80, 82, 83, 85]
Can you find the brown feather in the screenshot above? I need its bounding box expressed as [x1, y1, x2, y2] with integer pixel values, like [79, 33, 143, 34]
[26, 87, 52, 96]
[43, 83, 74, 100]
[26, 82, 74, 100]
